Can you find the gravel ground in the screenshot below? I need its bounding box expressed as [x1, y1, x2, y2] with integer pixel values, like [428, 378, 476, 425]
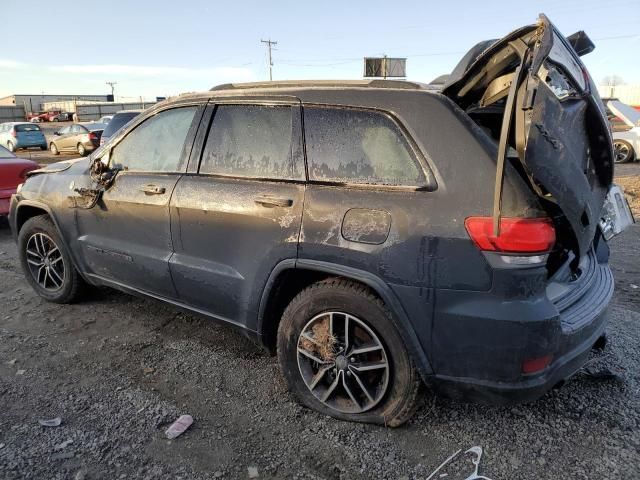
[0, 203, 639, 478]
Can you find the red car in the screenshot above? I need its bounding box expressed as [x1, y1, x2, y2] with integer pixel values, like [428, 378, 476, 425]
[0, 145, 39, 216]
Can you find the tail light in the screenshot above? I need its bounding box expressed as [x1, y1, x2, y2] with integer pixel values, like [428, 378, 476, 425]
[10, 128, 17, 137]
[88, 132, 98, 141]
[522, 354, 553, 374]
[465, 217, 555, 254]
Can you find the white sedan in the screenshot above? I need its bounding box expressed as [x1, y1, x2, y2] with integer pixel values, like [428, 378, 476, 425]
[607, 100, 640, 163]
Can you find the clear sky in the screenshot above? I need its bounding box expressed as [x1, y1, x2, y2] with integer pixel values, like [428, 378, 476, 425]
[2, 0, 639, 100]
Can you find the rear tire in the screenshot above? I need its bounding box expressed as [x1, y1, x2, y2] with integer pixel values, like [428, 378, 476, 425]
[17, 215, 85, 303]
[7, 141, 15, 152]
[77, 143, 86, 156]
[50, 143, 59, 155]
[613, 140, 635, 163]
[277, 278, 422, 427]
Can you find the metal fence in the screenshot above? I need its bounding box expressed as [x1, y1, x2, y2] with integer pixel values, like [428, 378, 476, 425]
[75, 102, 155, 121]
[39, 101, 156, 121]
[0, 105, 26, 123]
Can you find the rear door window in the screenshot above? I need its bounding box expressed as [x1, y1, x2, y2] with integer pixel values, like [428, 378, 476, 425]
[110, 106, 197, 172]
[304, 107, 424, 186]
[199, 105, 301, 180]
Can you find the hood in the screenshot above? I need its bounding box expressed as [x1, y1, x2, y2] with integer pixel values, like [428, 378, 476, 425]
[607, 100, 640, 128]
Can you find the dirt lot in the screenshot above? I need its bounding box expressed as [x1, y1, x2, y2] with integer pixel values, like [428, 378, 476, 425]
[1, 167, 639, 480]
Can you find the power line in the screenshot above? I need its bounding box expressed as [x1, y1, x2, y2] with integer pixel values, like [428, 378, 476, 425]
[260, 38, 278, 81]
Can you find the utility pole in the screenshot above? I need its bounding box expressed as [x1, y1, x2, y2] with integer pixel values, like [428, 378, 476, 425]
[105, 81, 117, 99]
[260, 38, 277, 81]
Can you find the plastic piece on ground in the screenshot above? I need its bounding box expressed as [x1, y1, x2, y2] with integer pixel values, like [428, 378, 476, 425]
[38, 417, 62, 427]
[165, 415, 193, 439]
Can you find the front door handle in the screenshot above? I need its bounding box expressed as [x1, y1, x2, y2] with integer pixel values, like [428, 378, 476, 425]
[140, 184, 166, 195]
[254, 195, 293, 208]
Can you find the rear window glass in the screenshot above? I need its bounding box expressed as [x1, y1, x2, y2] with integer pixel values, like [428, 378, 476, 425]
[200, 105, 298, 179]
[304, 107, 424, 186]
[102, 112, 140, 137]
[15, 124, 41, 132]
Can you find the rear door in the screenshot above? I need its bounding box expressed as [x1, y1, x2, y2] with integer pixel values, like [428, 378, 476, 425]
[442, 14, 613, 259]
[76, 104, 203, 298]
[169, 100, 305, 327]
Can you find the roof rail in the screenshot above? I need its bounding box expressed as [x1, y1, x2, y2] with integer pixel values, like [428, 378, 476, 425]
[210, 79, 428, 91]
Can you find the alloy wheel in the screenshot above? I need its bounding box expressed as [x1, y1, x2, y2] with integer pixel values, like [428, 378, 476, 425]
[25, 232, 65, 291]
[613, 141, 631, 163]
[296, 311, 389, 414]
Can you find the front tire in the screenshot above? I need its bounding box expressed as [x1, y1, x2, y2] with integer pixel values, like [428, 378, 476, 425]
[50, 143, 59, 155]
[18, 215, 85, 303]
[613, 140, 635, 163]
[277, 278, 421, 426]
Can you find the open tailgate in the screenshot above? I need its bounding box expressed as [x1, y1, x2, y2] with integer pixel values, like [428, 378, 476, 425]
[442, 14, 614, 260]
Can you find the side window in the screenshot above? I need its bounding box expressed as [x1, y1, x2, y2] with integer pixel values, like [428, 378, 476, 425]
[199, 105, 300, 179]
[59, 126, 71, 135]
[110, 106, 197, 172]
[304, 107, 424, 186]
[71, 125, 83, 134]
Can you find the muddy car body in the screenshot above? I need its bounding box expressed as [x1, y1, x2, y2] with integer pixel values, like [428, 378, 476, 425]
[9, 15, 622, 425]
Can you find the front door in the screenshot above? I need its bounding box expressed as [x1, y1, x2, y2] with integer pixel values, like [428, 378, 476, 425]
[169, 102, 305, 327]
[76, 104, 203, 298]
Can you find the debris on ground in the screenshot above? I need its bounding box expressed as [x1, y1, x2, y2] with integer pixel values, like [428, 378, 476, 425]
[582, 366, 624, 382]
[426, 446, 493, 480]
[6, 359, 16, 365]
[165, 415, 193, 439]
[0, 443, 5, 450]
[142, 366, 155, 374]
[38, 417, 62, 427]
[16, 369, 25, 375]
[247, 466, 259, 478]
[54, 439, 73, 451]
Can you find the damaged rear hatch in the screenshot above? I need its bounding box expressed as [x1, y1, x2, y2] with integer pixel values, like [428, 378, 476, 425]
[442, 14, 613, 261]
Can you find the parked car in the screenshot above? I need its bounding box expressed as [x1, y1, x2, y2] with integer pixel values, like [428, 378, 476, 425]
[0, 122, 47, 152]
[8, 15, 633, 426]
[606, 99, 640, 163]
[99, 110, 142, 146]
[49, 123, 105, 156]
[0, 145, 38, 216]
[98, 115, 113, 124]
[51, 112, 73, 122]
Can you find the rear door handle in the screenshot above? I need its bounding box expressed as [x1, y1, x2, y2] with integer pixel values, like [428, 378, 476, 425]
[140, 184, 166, 195]
[254, 195, 293, 208]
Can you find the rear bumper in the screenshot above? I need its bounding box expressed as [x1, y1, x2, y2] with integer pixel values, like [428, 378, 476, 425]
[16, 139, 47, 149]
[427, 248, 613, 405]
[431, 305, 608, 404]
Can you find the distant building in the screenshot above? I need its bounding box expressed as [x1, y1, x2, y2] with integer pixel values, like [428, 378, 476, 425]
[0, 94, 111, 113]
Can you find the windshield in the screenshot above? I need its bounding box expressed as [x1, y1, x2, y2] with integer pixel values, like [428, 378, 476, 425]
[0, 144, 15, 158]
[15, 124, 42, 133]
[102, 112, 140, 137]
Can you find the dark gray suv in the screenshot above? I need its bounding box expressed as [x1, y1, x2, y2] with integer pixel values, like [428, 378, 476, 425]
[9, 16, 622, 426]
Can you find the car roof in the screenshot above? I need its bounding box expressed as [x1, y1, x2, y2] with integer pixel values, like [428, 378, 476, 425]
[114, 110, 143, 114]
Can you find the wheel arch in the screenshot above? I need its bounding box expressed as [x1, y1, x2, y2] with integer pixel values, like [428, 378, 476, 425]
[257, 259, 434, 378]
